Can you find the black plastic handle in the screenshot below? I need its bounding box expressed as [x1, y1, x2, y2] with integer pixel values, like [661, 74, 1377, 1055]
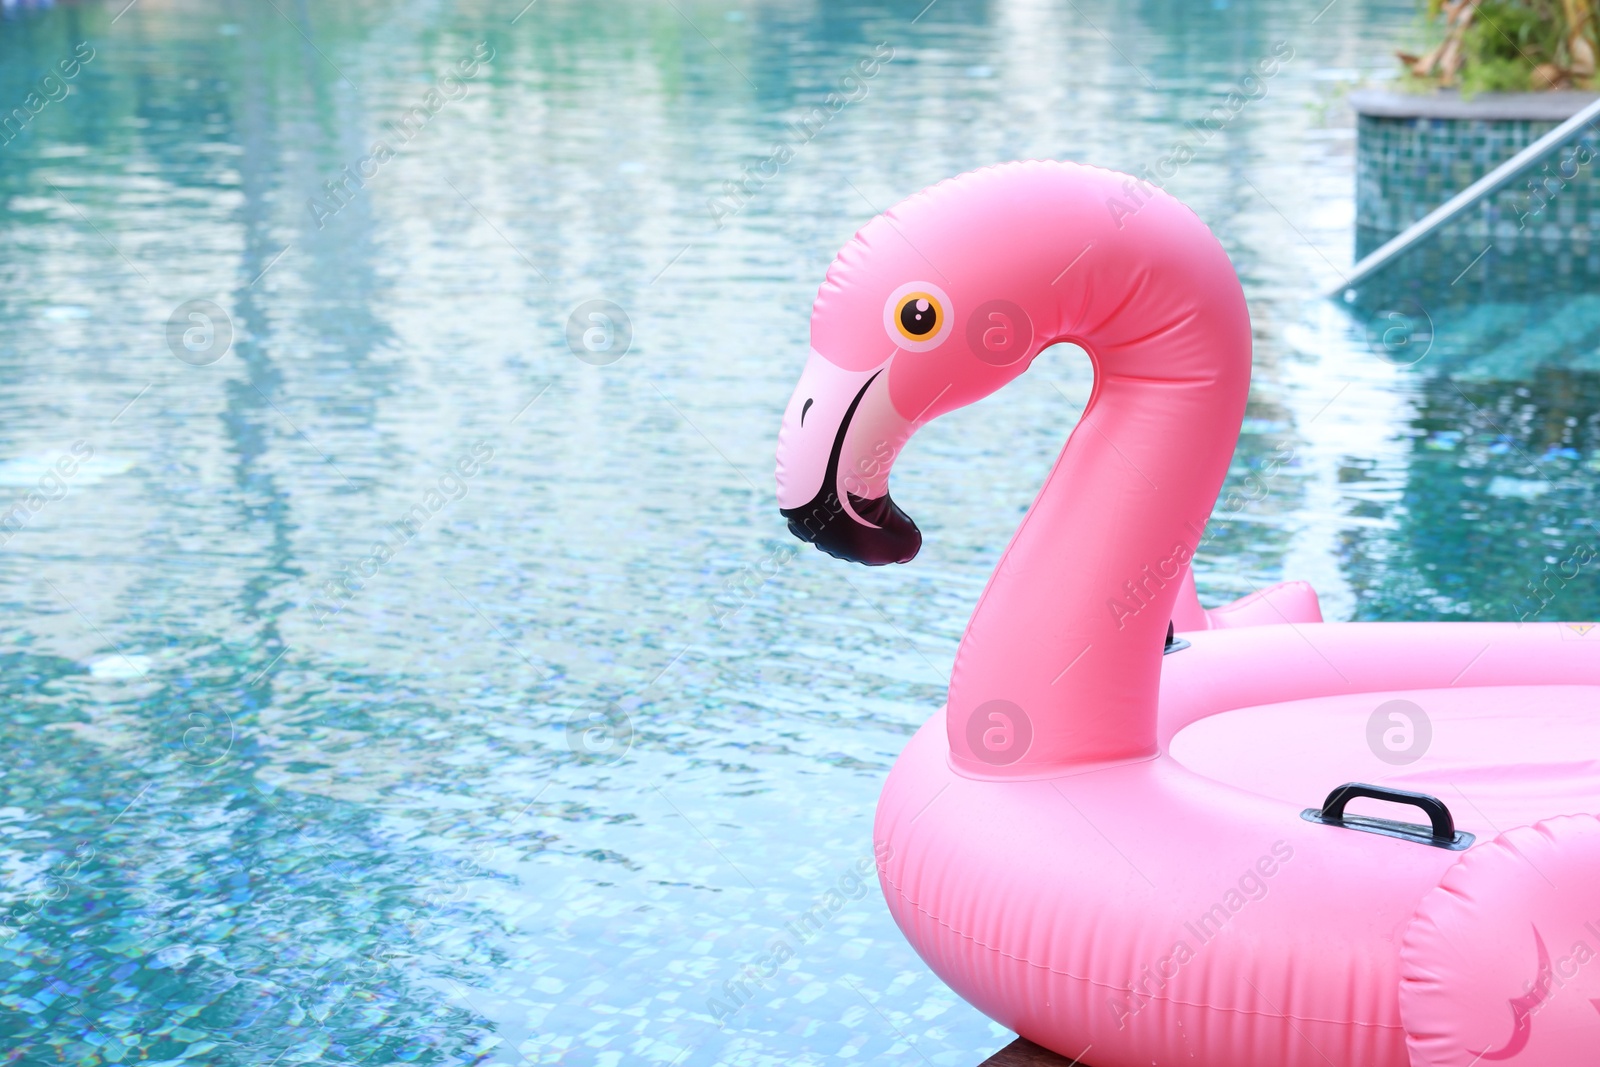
[1301, 782, 1474, 851]
[1163, 620, 1190, 655]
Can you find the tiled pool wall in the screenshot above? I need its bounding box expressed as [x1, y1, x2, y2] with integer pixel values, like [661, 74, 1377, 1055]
[1355, 111, 1600, 261]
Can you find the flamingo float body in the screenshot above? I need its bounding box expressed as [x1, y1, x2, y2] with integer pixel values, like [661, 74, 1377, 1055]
[774, 162, 1600, 1067]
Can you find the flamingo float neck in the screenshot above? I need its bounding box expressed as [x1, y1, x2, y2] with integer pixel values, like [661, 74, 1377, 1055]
[774, 161, 1251, 776]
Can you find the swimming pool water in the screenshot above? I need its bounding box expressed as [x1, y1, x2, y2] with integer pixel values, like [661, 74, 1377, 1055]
[2, 1, 1598, 1064]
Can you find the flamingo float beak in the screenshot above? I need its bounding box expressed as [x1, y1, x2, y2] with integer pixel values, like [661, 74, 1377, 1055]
[775, 352, 921, 566]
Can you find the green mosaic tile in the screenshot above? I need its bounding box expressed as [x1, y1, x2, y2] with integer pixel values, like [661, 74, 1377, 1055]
[1357, 114, 1599, 243]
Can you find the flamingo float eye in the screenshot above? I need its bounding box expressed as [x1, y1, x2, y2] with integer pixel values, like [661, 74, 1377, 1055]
[884, 282, 953, 352]
[898, 295, 938, 337]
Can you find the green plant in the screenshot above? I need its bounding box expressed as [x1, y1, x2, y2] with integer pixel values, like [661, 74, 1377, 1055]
[1400, 0, 1599, 93]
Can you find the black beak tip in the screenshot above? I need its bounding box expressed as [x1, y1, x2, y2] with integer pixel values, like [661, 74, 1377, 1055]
[781, 494, 921, 566]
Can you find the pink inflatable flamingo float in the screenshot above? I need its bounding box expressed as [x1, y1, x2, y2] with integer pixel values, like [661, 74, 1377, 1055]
[775, 162, 1600, 1067]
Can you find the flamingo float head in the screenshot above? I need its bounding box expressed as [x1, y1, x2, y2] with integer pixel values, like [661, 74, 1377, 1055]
[776, 161, 1253, 773]
[774, 207, 1042, 566]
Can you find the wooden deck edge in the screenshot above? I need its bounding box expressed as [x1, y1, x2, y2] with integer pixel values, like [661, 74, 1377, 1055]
[978, 1037, 1088, 1066]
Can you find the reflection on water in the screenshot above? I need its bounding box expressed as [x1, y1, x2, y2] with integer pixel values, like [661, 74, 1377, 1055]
[1340, 133, 1600, 625]
[2, 0, 1597, 1064]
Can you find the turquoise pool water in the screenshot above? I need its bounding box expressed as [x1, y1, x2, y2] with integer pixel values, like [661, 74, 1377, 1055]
[3, 1, 1598, 1064]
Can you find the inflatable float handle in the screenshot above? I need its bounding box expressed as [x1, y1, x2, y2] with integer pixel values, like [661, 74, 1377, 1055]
[1302, 783, 1476, 852]
[1162, 621, 1190, 656]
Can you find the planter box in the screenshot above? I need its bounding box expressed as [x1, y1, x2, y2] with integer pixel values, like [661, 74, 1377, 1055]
[1351, 88, 1600, 259]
